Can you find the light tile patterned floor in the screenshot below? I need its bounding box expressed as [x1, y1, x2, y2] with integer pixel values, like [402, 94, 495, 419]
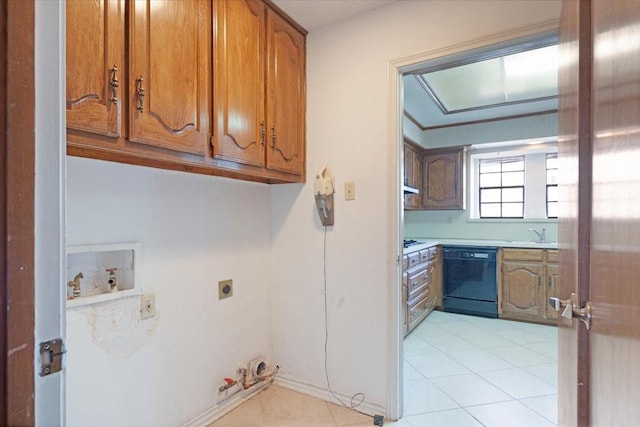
[210, 311, 557, 426]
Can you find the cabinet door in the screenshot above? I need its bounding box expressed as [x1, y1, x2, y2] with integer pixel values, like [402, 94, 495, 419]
[501, 262, 545, 319]
[422, 148, 464, 209]
[66, 0, 124, 139]
[213, 0, 265, 167]
[404, 143, 421, 209]
[129, 0, 210, 155]
[265, 9, 305, 176]
[545, 263, 559, 320]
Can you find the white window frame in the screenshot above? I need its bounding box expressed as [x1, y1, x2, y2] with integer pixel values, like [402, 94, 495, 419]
[469, 139, 558, 220]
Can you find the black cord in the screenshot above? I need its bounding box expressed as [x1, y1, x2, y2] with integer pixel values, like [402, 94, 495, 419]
[322, 225, 372, 419]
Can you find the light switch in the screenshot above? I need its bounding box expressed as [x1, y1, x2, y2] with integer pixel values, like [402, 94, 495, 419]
[345, 182, 356, 201]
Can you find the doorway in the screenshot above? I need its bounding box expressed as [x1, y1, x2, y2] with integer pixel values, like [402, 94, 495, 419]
[390, 22, 557, 422]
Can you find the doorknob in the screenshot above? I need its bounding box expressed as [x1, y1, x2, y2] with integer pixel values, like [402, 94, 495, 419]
[548, 293, 593, 330]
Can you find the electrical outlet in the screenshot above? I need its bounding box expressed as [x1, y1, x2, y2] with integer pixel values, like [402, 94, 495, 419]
[345, 182, 356, 200]
[219, 279, 233, 299]
[140, 292, 156, 319]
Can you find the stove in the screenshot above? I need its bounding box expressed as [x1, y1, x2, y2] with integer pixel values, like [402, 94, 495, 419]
[403, 239, 421, 249]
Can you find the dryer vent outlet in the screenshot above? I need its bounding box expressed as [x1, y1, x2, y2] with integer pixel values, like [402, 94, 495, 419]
[249, 358, 267, 378]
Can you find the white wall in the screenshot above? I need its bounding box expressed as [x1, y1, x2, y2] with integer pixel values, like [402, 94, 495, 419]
[270, 0, 562, 415]
[65, 157, 273, 426]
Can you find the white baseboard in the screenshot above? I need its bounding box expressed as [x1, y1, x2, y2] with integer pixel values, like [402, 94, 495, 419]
[181, 382, 272, 427]
[274, 374, 388, 418]
[182, 374, 388, 426]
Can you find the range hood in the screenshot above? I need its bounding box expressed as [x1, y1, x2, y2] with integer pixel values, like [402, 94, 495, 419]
[403, 185, 419, 195]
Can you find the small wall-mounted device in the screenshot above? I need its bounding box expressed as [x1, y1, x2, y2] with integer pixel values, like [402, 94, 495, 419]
[314, 166, 335, 226]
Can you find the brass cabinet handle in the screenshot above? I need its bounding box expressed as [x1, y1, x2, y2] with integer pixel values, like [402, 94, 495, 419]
[260, 121, 266, 148]
[110, 64, 119, 103]
[271, 126, 276, 148]
[136, 75, 145, 112]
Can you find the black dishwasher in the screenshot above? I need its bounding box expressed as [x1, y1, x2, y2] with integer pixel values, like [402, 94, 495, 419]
[442, 246, 498, 318]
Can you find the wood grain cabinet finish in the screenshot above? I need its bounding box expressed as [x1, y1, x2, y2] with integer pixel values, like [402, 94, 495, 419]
[66, 0, 306, 184]
[403, 141, 421, 210]
[403, 246, 441, 336]
[129, 0, 210, 155]
[66, 0, 124, 140]
[213, 0, 306, 178]
[500, 248, 558, 325]
[265, 8, 306, 176]
[213, 0, 266, 167]
[421, 146, 466, 210]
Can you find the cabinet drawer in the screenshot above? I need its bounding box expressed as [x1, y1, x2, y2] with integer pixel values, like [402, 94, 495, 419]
[408, 268, 429, 298]
[407, 252, 420, 268]
[408, 292, 431, 331]
[420, 247, 437, 263]
[546, 250, 558, 263]
[502, 248, 544, 262]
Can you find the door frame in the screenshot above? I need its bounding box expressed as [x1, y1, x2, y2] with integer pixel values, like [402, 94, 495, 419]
[385, 19, 560, 419]
[2, 1, 66, 425]
[2, 1, 37, 424]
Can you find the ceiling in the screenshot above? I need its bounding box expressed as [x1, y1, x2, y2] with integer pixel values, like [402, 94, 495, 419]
[272, 0, 395, 31]
[273, 0, 558, 130]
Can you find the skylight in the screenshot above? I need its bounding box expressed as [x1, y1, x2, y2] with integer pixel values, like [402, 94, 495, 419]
[416, 45, 558, 113]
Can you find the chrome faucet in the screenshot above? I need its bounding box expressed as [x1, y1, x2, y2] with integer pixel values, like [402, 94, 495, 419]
[528, 228, 546, 243]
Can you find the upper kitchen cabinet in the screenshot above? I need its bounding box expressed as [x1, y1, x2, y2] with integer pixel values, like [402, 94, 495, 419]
[66, 0, 125, 141]
[421, 146, 466, 210]
[213, 0, 306, 179]
[129, 0, 211, 155]
[265, 8, 306, 177]
[403, 140, 421, 210]
[67, 0, 306, 184]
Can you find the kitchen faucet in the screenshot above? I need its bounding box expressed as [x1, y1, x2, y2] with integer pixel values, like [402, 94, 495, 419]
[528, 228, 546, 243]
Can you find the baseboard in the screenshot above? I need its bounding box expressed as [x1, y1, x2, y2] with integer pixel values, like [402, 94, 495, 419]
[274, 374, 388, 418]
[181, 381, 272, 427]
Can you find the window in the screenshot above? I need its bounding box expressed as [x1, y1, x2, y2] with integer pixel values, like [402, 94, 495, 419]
[546, 153, 558, 218]
[469, 141, 558, 220]
[479, 156, 525, 218]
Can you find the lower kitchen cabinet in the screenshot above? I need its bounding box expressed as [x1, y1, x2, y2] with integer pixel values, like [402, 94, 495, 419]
[499, 248, 558, 325]
[403, 245, 441, 336]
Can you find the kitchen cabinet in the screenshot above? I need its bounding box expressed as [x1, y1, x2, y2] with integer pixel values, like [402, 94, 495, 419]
[499, 248, 558, 324]
[403, 140, 421, 210]
[67, 0, 306, 184]
[129, 0, 211, 155]
[213, 0, 305, 178]
[66, 0, 125, 141]
[421, 146, 466, 210]
[67, 0, 210, 155]
[403, 245, 441, 335]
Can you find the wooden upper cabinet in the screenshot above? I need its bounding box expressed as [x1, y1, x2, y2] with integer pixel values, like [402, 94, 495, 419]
[403, 141, 421, 210]
[421, 146, 466, 210]
[265, 8, 306, 177]
[129, 0, 210, 155]
[213, 0, 266, 167]
[66, 0, 124, 140]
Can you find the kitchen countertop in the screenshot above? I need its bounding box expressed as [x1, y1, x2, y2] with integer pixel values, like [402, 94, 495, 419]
[403, 238, 557, 254]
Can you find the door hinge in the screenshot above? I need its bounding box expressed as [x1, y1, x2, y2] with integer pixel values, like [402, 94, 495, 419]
[39, 338, 66, 377]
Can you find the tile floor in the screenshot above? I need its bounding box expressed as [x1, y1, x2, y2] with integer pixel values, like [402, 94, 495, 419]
[210, 311, 558, 427]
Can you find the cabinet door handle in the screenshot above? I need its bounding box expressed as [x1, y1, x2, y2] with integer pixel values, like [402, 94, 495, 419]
[260, 121, 266, 148]
[271, 126, 276, 148]
[548, 276, 551, 289]
[136, 75, 145, 113]
[110, 64, 119, 104]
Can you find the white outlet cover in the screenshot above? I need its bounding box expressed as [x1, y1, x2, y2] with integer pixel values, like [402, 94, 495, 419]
[140, 292, 156, 319]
